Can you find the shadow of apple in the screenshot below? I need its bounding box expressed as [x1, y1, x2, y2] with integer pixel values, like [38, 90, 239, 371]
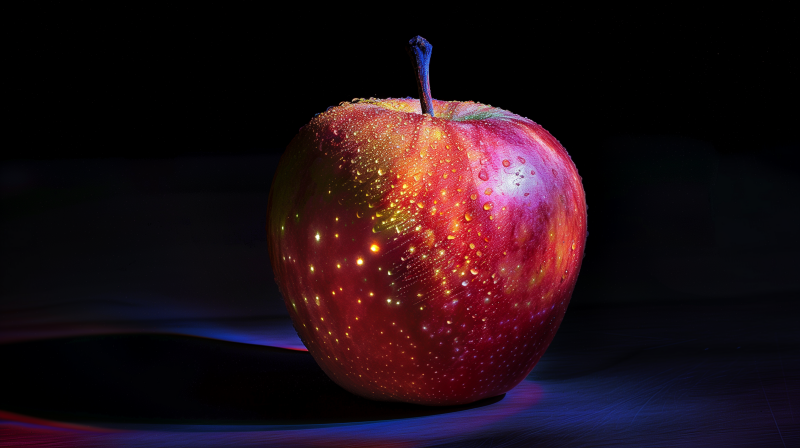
[0, 333, 504, 426]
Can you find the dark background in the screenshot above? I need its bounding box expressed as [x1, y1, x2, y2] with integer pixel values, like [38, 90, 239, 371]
[4, 5, 798, 321]
[2, 5, 799, 446]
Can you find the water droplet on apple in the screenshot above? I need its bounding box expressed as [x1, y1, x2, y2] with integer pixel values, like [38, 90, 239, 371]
[417, 202, 425, 209]
[571, 241, 576, 250]
[470, 268, 479, 275]
[447, 235, 456, 240]
[469, 243, 476, 249]
[502, 159, 511, 167]
[484, 188, 493, 195]
[518, 157, 526, 164]
[483, 202, 494, 211]
[464, 212, 473, 222]
[378, 169, 384, 175]
[462, 280, 469, 286]
[470, 193, 478, 200]
[531, 170, 535, 175]
[478, 170, 489, 181]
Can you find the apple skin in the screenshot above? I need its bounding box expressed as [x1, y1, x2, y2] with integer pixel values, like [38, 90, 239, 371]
[267, 97, 587, 406]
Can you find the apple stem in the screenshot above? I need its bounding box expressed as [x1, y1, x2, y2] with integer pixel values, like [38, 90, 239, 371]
[406, 36, 435, 117]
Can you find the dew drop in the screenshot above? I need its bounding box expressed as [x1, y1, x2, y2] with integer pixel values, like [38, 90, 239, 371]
[470, 193, 478, 200]
[518, 157, 526, 164]
[378, 169, 384, 176]
[413, 174, 420, 182]
[571, 241, 576, 250]
[447, 235, 456, 240]
[502, 159, 511, 167]
[478, 170, 489, 181]
[484, 188, 493, 195]
[483, 202, 494, 211]
[462, 281, 469, 286]
[464, 212, 473, 222]
[402, 184, 408, 189]
[417, 202, 425, 209]
[476, 251, 483, 257]
[470, 268, 479, 275]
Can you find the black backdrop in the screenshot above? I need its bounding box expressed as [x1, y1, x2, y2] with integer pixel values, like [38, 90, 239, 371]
[6, 5, 798, 318]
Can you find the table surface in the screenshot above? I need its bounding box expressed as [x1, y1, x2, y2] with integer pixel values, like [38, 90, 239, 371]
[2, 297, 799, 448]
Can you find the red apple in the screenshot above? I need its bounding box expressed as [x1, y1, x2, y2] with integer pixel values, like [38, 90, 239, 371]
[267, 36, 587, 405]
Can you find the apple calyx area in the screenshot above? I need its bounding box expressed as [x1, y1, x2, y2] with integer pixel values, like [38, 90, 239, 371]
[267, 95, 587, 406]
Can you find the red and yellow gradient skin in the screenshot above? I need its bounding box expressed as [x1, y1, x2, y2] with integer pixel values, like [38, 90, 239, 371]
[267, 98, 587, 405]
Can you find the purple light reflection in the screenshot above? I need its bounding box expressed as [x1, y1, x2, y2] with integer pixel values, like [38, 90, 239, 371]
[0, 316, 308, 351]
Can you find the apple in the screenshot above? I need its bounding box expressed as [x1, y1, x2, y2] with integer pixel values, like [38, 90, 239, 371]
[267, 36, 587, 406]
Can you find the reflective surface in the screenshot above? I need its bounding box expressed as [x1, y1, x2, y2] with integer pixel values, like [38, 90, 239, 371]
[2, 298, 798, 447]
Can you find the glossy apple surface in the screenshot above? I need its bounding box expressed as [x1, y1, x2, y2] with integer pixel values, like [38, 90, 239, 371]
[267, 97, 587, 405]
